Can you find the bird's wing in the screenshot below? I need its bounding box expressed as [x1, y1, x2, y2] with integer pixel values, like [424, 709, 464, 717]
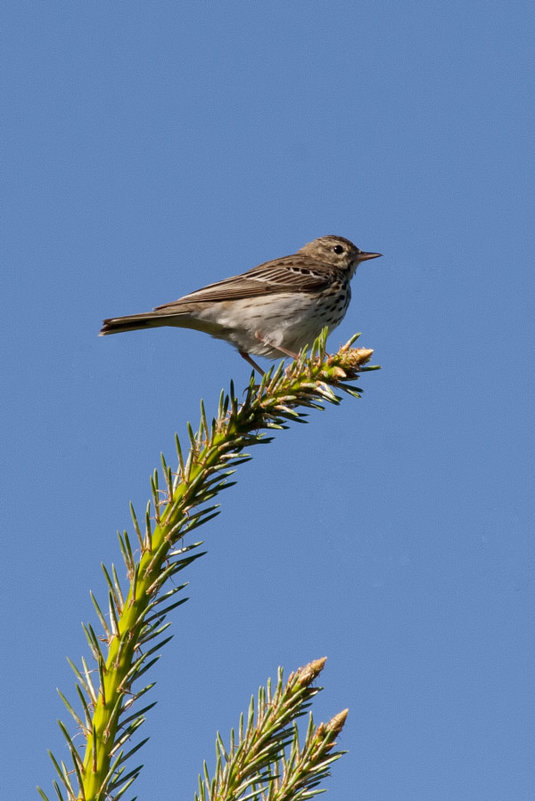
[154, 256, 332, 310]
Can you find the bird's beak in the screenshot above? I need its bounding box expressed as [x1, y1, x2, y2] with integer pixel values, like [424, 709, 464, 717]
[357, 251, 382, 261]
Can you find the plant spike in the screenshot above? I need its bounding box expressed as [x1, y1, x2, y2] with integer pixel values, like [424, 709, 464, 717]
[51, 780, 65, 801]
[117, 530, 135, 577]
[111, 562, 125, 606]
[75, 683, 93, 728]
[88, 593, 110, 640]
[100, 563, 120, 611]
[160, 452, 174, 499]
[143, 501, 152, 550]
[57, 689, 85, 733]
[129, 502, 144, 551]
[80, 657, 98, 705]
[174, 432, 185, 479]
[108, 592, 120, 637]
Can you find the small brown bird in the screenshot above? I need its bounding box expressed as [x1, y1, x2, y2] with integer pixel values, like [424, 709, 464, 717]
[100, 235, 381, 372]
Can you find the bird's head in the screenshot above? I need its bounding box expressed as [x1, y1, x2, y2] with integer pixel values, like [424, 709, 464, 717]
[299, 235, 382, 277]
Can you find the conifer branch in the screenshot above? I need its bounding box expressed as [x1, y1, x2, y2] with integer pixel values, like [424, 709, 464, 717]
[195, 658, 348, 801]
[38, 331, 377, 801]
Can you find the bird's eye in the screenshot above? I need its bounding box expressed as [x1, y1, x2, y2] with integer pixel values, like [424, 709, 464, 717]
[333, 245, 345, 254]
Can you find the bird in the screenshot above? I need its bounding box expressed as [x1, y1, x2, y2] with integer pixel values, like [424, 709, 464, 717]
[99, 235, 381, 373]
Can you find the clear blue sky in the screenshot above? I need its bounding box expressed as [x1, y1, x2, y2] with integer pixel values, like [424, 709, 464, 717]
[3, 2, 534, 799]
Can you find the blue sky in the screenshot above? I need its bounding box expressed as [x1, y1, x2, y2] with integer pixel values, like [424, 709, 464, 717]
[2, 2, 534, 799]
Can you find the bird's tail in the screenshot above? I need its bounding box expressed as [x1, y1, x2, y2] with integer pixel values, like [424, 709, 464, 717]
[99, 312, 180, 336]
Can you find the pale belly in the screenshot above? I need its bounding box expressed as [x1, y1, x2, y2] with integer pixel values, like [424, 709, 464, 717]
[189, 290, 351, 358]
